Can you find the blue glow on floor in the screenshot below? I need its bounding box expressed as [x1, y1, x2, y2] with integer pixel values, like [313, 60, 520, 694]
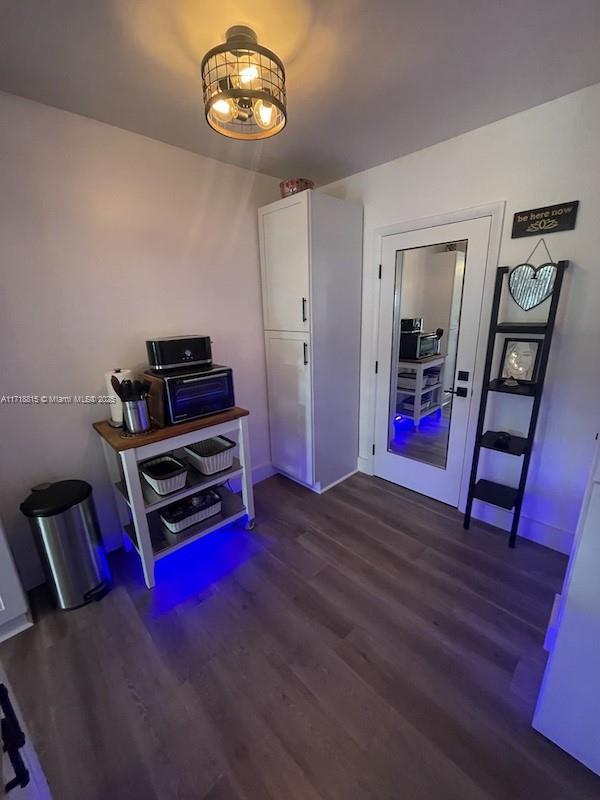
[391, 407, 448, 449]
[394, 413, 421, 429]
[146, 522, 264, 615]
[395, 407, 442, 429]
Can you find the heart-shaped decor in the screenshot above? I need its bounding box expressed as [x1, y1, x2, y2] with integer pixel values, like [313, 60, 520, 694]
[508, 262, 557, 311]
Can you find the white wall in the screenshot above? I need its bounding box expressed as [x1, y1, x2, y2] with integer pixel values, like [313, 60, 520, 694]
[400, 248, 457, 349]
[0, 92, 280, 588]
[323, 83, 600, 553]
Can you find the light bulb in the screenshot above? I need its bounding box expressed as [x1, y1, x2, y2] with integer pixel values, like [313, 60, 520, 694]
[253, 99, 275, 129]
[211, 98, 234, 123]
[239, 64, 259, 84]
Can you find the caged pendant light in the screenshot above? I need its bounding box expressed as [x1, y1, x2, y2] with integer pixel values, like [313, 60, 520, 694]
[201, 26, 287, 140]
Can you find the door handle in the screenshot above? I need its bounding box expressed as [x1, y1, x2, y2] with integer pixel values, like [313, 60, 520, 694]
[303, 342, 308, 365]
[301, 298, 307, 323]
[447, 387, 468, 397]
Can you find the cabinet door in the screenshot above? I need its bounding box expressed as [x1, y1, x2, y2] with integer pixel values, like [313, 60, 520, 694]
[0, 665, 52, 799]
[259, 195, 310, 332]
[264, 332, 313, 486]
[0, 521, 28, 641]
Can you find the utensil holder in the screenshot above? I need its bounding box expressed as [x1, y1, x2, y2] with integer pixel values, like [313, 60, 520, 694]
[122, 399, 150, 434]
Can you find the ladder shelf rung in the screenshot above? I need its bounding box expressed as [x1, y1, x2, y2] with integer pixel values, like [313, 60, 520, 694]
[488, 379, 537, 397]
[496, 322, 548, 334]
[473, 479, 518, 510]
[480, 431, 528, 456]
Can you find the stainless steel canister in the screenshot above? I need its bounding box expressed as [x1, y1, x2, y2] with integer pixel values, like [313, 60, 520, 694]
[122, 399, 150, 434]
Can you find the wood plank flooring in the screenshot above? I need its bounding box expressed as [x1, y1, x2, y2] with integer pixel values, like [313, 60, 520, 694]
[1, 473, 599, 800]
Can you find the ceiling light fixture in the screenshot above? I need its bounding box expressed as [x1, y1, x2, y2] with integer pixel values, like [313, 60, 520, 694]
[201, 26, 287, 140]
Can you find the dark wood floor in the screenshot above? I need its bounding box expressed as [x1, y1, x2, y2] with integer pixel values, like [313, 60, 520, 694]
[2, 473, 599, 800]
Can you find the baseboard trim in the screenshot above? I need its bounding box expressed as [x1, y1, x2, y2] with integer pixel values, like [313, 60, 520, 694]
[0, 612, 33, 644]
[218, 462, 275, 495]
[265, 468, 358, 494]
[471, 501, 574, 555]
[252, 462, 276, 484]
[357, 456, 373, 475]
[316, 470, 359, 494]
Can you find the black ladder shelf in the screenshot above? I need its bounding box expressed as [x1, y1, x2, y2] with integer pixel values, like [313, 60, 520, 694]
[463, 260, 569, 547]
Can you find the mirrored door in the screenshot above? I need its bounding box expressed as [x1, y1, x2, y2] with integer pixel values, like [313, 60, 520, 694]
[374, 217, 491, 506]
[388, 241, 466, 469]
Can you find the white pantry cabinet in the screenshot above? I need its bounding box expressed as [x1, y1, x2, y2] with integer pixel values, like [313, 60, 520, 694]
[264, 331, 313, 486]
[260, 197, 310, 332]
[0, 521, 31, 645]
[258, 190, 362, 492]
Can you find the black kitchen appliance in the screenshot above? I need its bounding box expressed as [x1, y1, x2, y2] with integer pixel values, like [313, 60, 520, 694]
[144, 364, 235, 426]
[399, 330, 443, 359]
[146, 335, 212, 371]
[400, 318, 423, 333]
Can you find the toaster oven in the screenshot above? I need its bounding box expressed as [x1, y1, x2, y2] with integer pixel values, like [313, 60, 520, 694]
[399, 331, 440, 359]
[144, 365, 235, 426]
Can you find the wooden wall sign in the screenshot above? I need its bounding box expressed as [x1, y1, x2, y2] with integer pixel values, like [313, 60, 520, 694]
[511, 201, 579, 238]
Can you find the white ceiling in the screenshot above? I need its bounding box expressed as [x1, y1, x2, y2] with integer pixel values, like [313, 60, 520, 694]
[2, 0, 600, 184]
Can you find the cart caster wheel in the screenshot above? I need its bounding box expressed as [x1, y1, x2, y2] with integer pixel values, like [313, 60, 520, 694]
[245, 519, 256, 531]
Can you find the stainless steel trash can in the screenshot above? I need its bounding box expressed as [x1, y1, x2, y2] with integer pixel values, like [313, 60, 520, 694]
[20, 480, 111, 610]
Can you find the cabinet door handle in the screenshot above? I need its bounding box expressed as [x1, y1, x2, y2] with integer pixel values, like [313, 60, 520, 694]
[301, 298, 307, 323]
[303, 342, 308, 365]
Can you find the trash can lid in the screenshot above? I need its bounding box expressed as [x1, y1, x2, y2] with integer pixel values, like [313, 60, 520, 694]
[20, 480, 92, 518]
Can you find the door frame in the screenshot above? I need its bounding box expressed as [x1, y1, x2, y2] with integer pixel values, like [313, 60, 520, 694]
[361, 202, 505, 511]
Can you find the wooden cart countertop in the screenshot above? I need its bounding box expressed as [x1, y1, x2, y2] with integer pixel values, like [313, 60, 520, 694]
[93, 407, 249, 452]
[397, 354, 447, 364]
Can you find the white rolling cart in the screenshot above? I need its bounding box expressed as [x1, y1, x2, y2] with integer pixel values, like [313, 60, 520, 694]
[395, 354, 447, 430]
[93, 408, 255, 589]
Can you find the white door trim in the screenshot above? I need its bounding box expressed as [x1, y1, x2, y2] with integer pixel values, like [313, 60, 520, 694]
[361, 201, 505, 511]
